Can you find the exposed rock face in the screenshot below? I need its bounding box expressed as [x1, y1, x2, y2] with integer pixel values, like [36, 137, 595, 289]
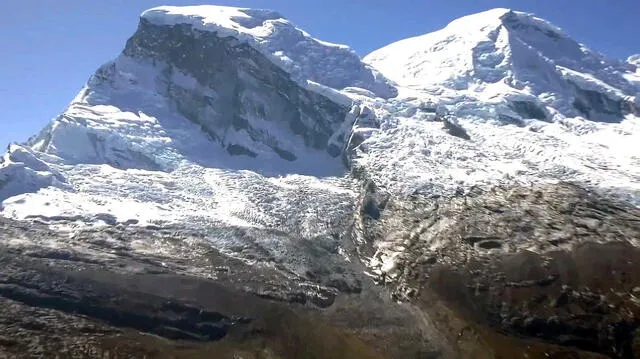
[4, 182, 639, 358]
[510, 100, 549, 121]
[442, 117, 471, 140]
[571, 84, 639, 123]
[140, 6, 398, 100]
[119, 19, 351, 161]
[339, 105, 380, 167]
[360, 183, 640, 358]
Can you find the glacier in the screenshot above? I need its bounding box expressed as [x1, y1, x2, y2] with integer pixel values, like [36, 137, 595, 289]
[359, 8, 640, 195]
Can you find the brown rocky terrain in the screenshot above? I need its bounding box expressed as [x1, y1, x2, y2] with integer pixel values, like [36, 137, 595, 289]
[1, 182, 639, 358]
[0, 217, 441, 359]
[362, 182, 640, 358]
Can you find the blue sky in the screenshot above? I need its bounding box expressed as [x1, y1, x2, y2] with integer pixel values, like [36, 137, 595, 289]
[1, 0, 639, 149]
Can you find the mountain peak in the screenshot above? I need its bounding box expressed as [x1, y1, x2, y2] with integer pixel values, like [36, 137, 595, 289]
[446, 8, 565, 36]
[141, 6, 290, 44]
[140, 5, 396, 99]
[365, 8, 639, 124]
[446, 7, 512, 28]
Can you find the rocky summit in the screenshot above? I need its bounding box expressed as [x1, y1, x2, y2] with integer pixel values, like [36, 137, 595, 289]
[1, 5, 640, 359]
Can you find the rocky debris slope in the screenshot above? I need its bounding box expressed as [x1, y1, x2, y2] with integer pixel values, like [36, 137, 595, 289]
[359, 182, 640, 358]
[3, 183, 637, 358]
[0, 217, 446, 359]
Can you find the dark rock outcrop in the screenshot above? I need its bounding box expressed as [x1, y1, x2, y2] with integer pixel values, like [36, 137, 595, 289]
[119, 19, 351, 160]
[442, 117, 471, 140]
[510, 100, 548, 121]
[571, 83, 639, 123]
[361, 182, 640, 358]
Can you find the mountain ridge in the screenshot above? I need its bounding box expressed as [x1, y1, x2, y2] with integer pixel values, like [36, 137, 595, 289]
[141, 5, 398, 99]
[364, 8, 639, 123]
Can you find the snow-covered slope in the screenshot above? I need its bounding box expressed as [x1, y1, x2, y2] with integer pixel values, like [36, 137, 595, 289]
[0, 5, 385, 280]
[365, 8, 640, 124]
[355, 8, 640, 278]
[1, 6, 639, 282]
[353, 8, 640, 197]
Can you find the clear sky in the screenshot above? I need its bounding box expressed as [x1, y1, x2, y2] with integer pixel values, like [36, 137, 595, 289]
[1, 0, 639, 149]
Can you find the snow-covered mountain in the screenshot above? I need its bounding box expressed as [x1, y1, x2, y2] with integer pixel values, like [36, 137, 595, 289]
[0, 4, 637, 256]
[365, 8, 639, 123]
[1, 5, 639, 271]
[2, 6, 640, 357]
[0, 5, 389, 281]
[0, 2, 638, 292]
[356, 8, 640, 196]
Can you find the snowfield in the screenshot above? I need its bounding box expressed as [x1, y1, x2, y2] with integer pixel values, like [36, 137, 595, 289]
[1, 6, 640, 277]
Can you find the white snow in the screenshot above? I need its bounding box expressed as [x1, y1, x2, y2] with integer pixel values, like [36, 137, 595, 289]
[364, 8, 640, 122]
[355, 7, 640, 275]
